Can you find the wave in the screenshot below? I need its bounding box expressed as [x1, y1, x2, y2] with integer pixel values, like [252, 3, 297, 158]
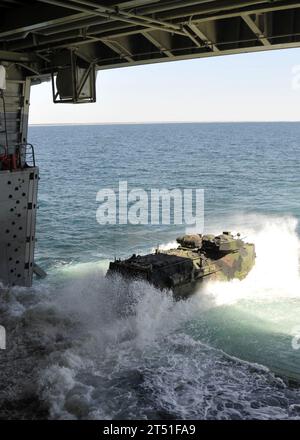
[200, 214, 300, 305]
[1, 214, 300, 419]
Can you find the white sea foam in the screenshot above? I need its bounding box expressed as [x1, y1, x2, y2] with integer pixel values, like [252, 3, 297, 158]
[151, 241, 178, 252]
[199, 215, 300, 306]
[1, 214, 300, 420]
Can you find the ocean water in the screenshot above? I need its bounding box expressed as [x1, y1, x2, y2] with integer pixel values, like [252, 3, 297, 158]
[1, 122, 300, 419]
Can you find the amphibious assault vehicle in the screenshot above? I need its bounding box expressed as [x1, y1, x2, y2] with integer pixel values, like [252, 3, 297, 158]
[108, 232, 255, 298]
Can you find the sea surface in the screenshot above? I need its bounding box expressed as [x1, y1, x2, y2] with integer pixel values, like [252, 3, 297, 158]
[1, 122, 300, 419]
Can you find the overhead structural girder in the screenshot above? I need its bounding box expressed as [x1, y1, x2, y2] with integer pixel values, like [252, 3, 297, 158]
[1, 0, 300, 76]
[141, 31, 174, 58]
[187, 23, 220, 52]
[241, 14, 271, 46]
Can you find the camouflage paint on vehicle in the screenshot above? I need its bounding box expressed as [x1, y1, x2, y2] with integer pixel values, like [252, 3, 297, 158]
[108, 232, 256, 299]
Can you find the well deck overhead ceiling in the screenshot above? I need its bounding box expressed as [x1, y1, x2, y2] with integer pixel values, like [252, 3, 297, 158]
[0, 0, 300, 74]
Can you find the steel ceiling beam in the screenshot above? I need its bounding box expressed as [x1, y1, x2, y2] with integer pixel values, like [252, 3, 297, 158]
[184, 1, 300, 24]
[0, 4, 91, 39]
[241, 14, 271, 46]
[0, 49, 36, 62]
[187, 23, 220, 52]
[1, 0, 300, 78]
[69, 0, 180, 31]
[141, 31, 173, 57]
[134, 0, 218, 16]
[1, 1, 299, 48]
[155, 0, 269, 20]
[94, 39, 300, 72]
[37, 0, 187, 36]
[100, 38, 134, 63]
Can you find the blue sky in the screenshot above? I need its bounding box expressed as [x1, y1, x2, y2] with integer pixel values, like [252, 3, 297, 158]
[29, 47, 300, 124]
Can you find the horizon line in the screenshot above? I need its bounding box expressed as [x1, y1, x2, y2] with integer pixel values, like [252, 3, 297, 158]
[29, 120, 300, 127]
